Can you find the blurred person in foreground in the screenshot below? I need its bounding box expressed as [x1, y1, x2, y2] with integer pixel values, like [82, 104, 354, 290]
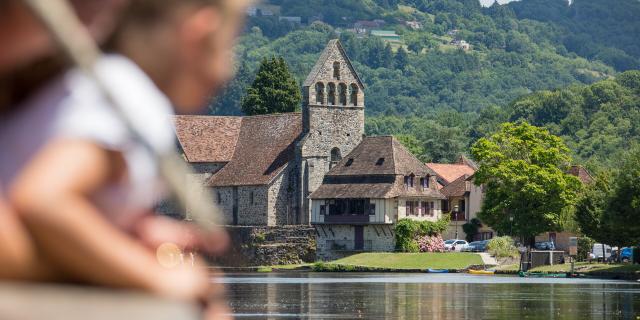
[0, 0, 250, 315]
[0, 0, 126, 282]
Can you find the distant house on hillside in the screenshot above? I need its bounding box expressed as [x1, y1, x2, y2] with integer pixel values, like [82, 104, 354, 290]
[311, 136, 445, 260]
[450, 39, 471, 51]
[354, 20, 385, 34]
[279, 16, 302, 24]
[246, 4, 278, 17]
[426, 156, 493, 241]
[404, 20, 423, 30]
[371, 30, 402, 43]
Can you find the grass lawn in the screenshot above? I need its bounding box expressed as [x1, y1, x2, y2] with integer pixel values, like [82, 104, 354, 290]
[532, 262, 640, 274]
[328, 252, 483, 270]
[495, 262, 640, 274]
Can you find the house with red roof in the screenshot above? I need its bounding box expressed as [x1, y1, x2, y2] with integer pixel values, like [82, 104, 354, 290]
[426, 156, 494, 241]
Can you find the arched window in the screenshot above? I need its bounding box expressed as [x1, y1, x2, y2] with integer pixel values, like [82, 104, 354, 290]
[315, 82, 325, 104]
[350, 84, 358, 106]
[338, 83, 347, 106]
[330, 147, 342, 169]
[333, 61, 340, 80]
[327, 83, 336, 105]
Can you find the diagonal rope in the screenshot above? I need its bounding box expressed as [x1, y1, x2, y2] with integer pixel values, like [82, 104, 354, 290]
[21, 0, 223, 232]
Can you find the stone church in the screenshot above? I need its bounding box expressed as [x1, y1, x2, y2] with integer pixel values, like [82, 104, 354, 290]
[172, 40, 365, 226]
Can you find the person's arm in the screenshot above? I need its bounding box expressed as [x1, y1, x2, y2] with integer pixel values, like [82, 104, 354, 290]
[9, 139, 208, 300]
[0, 194, 54, 281]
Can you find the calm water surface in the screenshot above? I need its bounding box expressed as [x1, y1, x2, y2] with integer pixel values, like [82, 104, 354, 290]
[220, 273, 640, 319]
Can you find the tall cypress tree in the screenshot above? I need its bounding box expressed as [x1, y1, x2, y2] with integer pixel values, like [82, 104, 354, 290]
[395, 46, 409, 70]
[241, 57, 301, 116]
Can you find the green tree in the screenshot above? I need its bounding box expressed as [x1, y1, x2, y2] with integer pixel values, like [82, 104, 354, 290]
[241, 57, 301, 116]
[382, 43, 395, 69]
[395, 46, 409, 70]
[606, 148, 640, 246]
[575, 172, 614, 246]
[396, 134, 425, 160]
[471, 121, 582, 244]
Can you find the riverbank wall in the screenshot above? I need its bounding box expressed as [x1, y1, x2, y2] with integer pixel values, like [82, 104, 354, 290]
[207, 226, 316, 267]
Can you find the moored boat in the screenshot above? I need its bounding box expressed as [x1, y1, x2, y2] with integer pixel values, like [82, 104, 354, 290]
[469, 269, 495, 275]
[427, 269, 449, 273]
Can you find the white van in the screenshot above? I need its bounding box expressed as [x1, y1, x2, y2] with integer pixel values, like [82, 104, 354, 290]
[591, 243, 617, 261]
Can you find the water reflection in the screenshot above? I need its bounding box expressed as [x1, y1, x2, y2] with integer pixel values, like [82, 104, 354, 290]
[222, 273, 640, 319]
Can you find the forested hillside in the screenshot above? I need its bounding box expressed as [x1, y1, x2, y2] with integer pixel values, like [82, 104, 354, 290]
[210, 0, 640, 170]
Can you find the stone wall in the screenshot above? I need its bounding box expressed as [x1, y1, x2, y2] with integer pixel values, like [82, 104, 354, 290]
[237, 185, 269, 225]
[268, 167, 298, 225]
[210, 187, 234, 225]
[316, 224, 395, 260]
[298, 41, 366, 225]
[157, 162, 225, 221]
[208, 226, 317, 267]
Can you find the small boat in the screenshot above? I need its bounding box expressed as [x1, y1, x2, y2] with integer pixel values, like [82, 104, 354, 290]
[519, 271, 567, 278]
[427, 269, 449, 273]
[469, 269, 495, 275]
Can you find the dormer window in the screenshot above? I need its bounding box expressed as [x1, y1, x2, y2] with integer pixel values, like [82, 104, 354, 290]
[345, 158, 354, 167]
[404, 175, 415, 188]
[376, 158, 385, 166]
[421, 175, 430, 189]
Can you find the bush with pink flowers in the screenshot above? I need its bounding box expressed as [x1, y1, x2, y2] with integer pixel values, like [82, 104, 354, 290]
[416, 234, 446, 253]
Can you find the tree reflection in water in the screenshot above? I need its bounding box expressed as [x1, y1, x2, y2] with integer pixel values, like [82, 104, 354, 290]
[222, 273, 640, 319]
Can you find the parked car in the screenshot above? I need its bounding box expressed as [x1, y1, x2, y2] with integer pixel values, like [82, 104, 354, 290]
[463, 240, 489, 252]
[444, 239, 468, 252]
[534, 241, 556, 251]
[591, 243, 618, 262]
[607, 247, 633, 263]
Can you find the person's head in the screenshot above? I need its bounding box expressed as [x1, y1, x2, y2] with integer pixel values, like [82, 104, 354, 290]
[0, 0, 126, 113]
[0, 0, 125, 76]
[107, 0, 251, 113]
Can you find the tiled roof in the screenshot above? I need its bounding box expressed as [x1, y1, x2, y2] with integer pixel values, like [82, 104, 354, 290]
[328, 136, 436, 177]
[310, 182, 395, 199]
[425, 162, 476, 185]
[567, 165, 593, 184]
[440, 174, 471, 197]
[173, 115, 242, 163]
[310, 136, 444, 199]
[208, 113, 303, 187]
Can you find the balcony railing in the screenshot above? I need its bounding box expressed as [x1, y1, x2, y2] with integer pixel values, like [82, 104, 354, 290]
[326, 240, 373, 251]
[323, 214, 370, 224]
[450, 212, 466, 221]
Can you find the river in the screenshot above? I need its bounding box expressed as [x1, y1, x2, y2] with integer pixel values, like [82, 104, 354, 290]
[220, 273, 640, 319]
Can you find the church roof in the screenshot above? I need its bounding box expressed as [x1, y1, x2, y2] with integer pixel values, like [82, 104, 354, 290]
[207, 113, 303, 187]
[173, 116, 242, 163]
[310, 136, 444, 199]
[302, 39, 365, 89]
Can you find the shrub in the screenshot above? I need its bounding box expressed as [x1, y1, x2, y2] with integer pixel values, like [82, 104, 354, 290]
[577, 236, 595, 261]
[253, 232, 266, 243]
[462, 218, 482, 242]
[312, 262, 356, 272]
[416, 235, 446, 252]
[486, 236, 519, 258]
[394, 217, 450, 252]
